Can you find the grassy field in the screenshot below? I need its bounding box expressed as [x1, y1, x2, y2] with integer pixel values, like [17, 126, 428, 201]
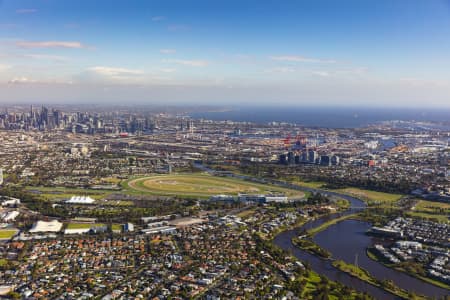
[291, 180, 325, 189]
[300, 271, 321, 298]
[408, 200, 450, 223]
[99, 177, 122, 184]
[111, 224, 122, 231]
[0, 229, 18, 239]
[334, 198, 350, 209]
[333, 260, 376, 285]
[415, 200, 450, 211]
[125, 173, 304, 198]
[299, 270, 364, 299]
[26, 186, 113, 201]
[407, 212, 449, 223]
[0, 258, 8, 267]
[332, 260, 421, 299]
[293, 237, 332, 259]
[66, 223, 105, 229]
[336, 187, 403, 206]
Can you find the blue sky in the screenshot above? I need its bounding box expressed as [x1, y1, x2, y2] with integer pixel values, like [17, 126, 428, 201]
[1, 0, 450, 106]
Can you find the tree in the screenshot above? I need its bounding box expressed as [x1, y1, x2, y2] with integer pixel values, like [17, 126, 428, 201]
[7, 173, 19, 184]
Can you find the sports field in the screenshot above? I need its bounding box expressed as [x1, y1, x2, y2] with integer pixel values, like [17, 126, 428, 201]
[126, 174, 303, 198]
[66, 223, 105, 229]
[0, 229, 18, 240]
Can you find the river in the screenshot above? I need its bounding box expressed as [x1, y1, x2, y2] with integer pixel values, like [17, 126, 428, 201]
[273, 192, 449, 299]
[194, 163, 449, 299]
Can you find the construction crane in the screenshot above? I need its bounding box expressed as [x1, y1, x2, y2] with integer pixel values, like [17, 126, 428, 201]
[282, 134, 291, 150]
[294, 134, 308, 150]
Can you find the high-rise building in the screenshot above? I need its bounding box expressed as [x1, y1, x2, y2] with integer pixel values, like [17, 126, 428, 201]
[308, 150, 318, 164]
[287, 151, 295, 165]
[320, 155, 331, 166]
[301, 151, 308, 163]
[331, 155, 340, 166]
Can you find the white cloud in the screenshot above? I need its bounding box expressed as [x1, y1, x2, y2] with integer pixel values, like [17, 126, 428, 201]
[270, 55, 336, 64]
[158, 68, 176, 73]
[89, 66, 144, 77]
[160, 49, 176, 54]
[152, 16, 166, 22]
[0, 64, 11, 71]
[164, 59, 208, 67]
[24, 54, 68, 61]
[16, 41, 87, 49]
[72, 67, 147, 84]
[8, 77, 36, 84]
[264, 67, 295, 73]
[312, 68, 367, 77]
[7, 77, 73, 85]
[16, 9, 37, 14]
[312, 71, 331, 77]
[337, 67, 367, 75]
[398, 77, 449, 87]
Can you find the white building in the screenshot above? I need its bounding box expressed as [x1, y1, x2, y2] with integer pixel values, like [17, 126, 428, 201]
[395, 241, 422, 250]
[29, 220, 63, 233]
[238, 193, 288, 203]
[66, 196, 95, 204]
[1, 197, 21, 207]
[64, 228, 91, 235]
[2, 211, 19, 222]
[141, 226, 177, 234]
[0, 285, 13, 296]
[265, 196, 289, 203]
[124, 223, 134, 232]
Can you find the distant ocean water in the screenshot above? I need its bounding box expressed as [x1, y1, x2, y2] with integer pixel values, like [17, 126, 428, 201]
[190, 106, 450, 128]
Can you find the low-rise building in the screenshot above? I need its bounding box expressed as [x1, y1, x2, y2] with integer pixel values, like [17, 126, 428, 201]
[29, 220, 63, 233]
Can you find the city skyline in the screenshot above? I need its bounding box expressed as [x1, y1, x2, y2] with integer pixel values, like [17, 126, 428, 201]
[1, 0, 450, 107]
